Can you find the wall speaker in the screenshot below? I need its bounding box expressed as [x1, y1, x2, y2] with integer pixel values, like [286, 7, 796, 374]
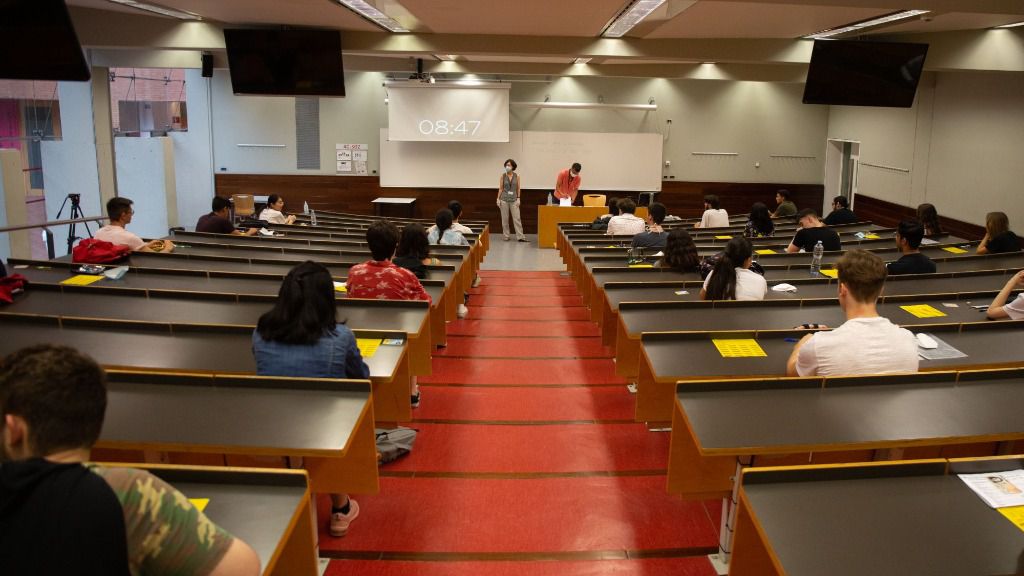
[201, 53, 213, 78]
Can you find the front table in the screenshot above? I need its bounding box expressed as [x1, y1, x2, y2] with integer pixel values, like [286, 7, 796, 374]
[538, 205, 648, 248]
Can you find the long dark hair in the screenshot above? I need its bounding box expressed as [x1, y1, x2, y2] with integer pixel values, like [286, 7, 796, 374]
[435, 208, 454, 240]
[747, 202, 774, 237]
[256, 261, 339, 344]
[916, 203, 942, 235]
[397, 223, 431, 260]
[662, 229, 700, 273]
[705, 237, 753, 300]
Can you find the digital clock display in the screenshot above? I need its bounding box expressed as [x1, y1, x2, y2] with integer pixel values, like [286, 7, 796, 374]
[417, 120, 482, 137]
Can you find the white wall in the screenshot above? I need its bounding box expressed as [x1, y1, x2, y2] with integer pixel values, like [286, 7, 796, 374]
[208, 71, 829, 186]
[115, 136, 175, 239]
[42, 81, 103, 257]
[826, 71, 1024, 229]
[171, 68, 215, 227]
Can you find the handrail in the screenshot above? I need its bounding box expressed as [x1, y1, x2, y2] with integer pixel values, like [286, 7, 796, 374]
[0, 215, 107, 234]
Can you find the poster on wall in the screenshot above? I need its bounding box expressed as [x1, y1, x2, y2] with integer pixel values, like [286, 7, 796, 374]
[336, 143, 368, 175]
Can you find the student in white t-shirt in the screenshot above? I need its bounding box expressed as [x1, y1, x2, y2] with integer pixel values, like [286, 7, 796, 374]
[786, 249, 918, 377]
[694, 194, 729, 229]
[93, 197, 174, 252]
[258, 194, 297, 225]
[700, 237, 767, 301]
[986, 270, 1024, 320]
[606, 198, 646, 236]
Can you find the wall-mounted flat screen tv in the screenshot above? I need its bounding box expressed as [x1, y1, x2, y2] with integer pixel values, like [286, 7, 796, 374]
[0, 0, 91, 81]
[803, 39, 928, 108]
[224, 28, 345, 97]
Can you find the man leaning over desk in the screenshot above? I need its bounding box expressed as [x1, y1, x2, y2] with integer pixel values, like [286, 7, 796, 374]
[549, 163, 582, 206]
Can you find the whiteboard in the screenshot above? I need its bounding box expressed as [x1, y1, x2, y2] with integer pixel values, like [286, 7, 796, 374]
[380, 129, 662, 191]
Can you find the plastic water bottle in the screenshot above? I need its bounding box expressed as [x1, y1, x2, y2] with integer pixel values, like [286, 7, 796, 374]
[810, 240, 824, 276]
[303, 201, 310, 215]
[310, 209, 318, 227]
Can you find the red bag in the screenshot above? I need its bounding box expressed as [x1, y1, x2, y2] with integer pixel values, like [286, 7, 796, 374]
[72, 238, 132, 264]
[0, 274, 27, 304]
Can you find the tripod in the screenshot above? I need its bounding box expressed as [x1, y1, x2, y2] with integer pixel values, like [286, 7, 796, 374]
[54, 193, 92, 255]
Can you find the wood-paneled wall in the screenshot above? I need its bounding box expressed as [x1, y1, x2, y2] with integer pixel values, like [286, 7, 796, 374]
[214, 174, 824, 233]
[854, 194, 984, 241]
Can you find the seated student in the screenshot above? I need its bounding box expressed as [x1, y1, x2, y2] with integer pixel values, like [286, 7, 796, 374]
[658, 229, 701, 274]
[743, 202, 775, 238]
[393, 223, 440, 279]
[986, 270, 1024, 320]
[887, 219, 936, 275]
[347, 220, 431, 303]
[977, 211, 1021, 254]
[428, 201, 474, 236]
[95, 197, 174, 252]
[631, 202, 668, 249]
[606, 198, 646, 236]
[257, 194, 297, 225]
[700, 237, 767, 301]
[590, 197, 619, 231]
[197, 196, 259, 236]
[787, 209, 842, 253]
[0, 344, 260, 576]
[823, 195, 858, 226]
[694, 195, 729, 229]
[427, 209, 470, 246]
[253, 262, 370, 538]
[917, 203, 943, 236]
[771, 189, 798, 218]
[787, 250, 919, 377]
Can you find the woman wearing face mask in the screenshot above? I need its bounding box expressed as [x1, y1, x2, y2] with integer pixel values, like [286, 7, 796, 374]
[496, 158, 526, 242]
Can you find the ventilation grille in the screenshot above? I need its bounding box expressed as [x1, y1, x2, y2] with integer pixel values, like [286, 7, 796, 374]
[295, 97, 320, 170]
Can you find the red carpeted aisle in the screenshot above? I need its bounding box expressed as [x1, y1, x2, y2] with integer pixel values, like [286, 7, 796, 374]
[320, 270, 719, 575]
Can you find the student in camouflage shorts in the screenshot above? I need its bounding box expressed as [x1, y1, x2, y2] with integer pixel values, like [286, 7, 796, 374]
[0, 344, 260, 576]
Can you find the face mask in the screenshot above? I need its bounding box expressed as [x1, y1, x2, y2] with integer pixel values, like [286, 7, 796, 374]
[505, 166, 512, 173]
[569, 171, 577, 178]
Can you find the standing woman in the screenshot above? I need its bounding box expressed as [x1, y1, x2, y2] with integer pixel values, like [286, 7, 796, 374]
[252, 261, 370, 538]
[700, 237, 767, 301]
[496, 158, 526, 242]
[259, 194, 297, 225]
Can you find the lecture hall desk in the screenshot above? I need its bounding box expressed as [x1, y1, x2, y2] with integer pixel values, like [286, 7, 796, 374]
[47, 254, 461, 347]
[4, 283, 432, 379]
[730, 457, 1024, 576]
[667, 371, 1024, 575]
[94, 371, 378, 497]
[95, 464, 320, 576]
[539, 205, 648, 248]
[0, 314, 417, 424]
[599, 268, 1019, 345]
[639, 320, 1024, 423]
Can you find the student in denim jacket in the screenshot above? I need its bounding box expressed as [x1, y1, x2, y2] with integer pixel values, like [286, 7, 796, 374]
[252, 260, 369, 538]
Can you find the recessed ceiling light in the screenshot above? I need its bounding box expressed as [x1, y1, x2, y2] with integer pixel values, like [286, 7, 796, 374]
[573, 58, 592, 64]
[702, 61, 716, 65]
[334, 0, 408, 33]
[435, 54, 458, 61]
[803, 10, 930, 39]
[994, 21, 1024, 29]
[107, 0, 201, 20]
[603, 0, 667, 38]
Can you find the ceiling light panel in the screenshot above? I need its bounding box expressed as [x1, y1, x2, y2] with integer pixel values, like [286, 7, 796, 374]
[995, 21, 1024, 28]
[804, 10, 930, 39]
[334, 0, 408, 32]
[603, 0, 667, 38]
[107, 0, 202, 20]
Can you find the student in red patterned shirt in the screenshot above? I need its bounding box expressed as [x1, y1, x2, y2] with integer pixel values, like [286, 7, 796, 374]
[346, 220, 432, 303]
[347, 220, 431, 407]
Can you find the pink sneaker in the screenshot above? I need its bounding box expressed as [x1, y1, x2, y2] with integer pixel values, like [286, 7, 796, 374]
[329, 499, 360, 537]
